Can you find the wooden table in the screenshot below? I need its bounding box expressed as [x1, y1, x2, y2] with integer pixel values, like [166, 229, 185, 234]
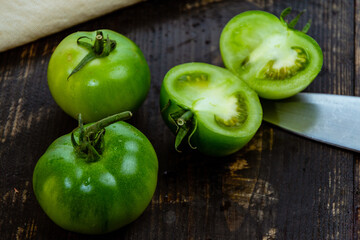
[1, 0, 359, 239]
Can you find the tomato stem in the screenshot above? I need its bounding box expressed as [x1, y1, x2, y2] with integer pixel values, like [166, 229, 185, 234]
[288, 10, 304, 28]
[177, 111, 193, 126]
[94, 31, 104, 55]
[170, 110, 197, 152]
[71, 111, 132, 162]
[280, 7, 311, 32]
[85, 111, 132, 136]
[280, 7, 292, 23]
[302, 19, 312, 33]
[68, 30, 117, 80]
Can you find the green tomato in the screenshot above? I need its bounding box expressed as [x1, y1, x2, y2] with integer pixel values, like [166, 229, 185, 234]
[33, 112, 158, 234]
[48, 29, 150, 123]
[220, 8, 323, 99]
[160, 63, 263, 157]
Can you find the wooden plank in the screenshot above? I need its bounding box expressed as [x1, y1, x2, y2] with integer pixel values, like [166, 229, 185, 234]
[249, 1, 355, 239]
[0, 0, 356, 239]
[354, 0, 360, 238]
[356, 0, 360, 95]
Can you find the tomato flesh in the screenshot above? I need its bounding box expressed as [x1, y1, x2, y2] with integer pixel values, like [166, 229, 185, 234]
[220, 10, 323, 99]
[160, 63, 263, 156]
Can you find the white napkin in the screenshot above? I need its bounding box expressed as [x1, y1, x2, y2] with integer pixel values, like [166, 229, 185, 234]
[0, 0, 143, 52]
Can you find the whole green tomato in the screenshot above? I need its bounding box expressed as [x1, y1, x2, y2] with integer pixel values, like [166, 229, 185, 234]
[33, 112, 158, 234]
[48, 30, 150, 123]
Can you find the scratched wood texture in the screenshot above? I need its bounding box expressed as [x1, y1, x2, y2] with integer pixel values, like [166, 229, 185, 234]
[0, 0, 357, 239]
[355, 0, 360, 238]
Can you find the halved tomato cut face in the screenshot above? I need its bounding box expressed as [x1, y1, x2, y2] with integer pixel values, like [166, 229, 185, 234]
[220, 9, 323, 99]
[160, 62, 263, 156]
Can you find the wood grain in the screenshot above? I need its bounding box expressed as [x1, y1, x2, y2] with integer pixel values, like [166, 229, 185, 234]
[355, 0, 360, 238]
[0, 0, 357, 239]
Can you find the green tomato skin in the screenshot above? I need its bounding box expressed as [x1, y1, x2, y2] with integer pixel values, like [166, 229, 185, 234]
[160, 94, 258, 157]
[33, 122, 158, 234]
[160, 63, 263, 157]
[220, 10, 323, 99]
[48, 29, 151, 123]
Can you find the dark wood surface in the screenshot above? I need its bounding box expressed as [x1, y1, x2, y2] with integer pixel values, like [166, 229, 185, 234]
[0, 0, 358, 239]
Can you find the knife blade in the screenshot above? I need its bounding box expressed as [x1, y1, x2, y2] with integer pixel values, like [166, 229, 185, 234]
[261, 93, 360, 153]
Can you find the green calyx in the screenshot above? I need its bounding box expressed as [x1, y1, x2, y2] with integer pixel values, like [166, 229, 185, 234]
[71, 111, 132, 162]
[280, 7, 312, 33]
[168, 105, 197, 152]
[68, 31, 117, 80]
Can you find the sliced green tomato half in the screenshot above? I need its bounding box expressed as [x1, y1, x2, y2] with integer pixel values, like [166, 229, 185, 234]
[220, 10, 323, 99]
[160, 63, 263, 157]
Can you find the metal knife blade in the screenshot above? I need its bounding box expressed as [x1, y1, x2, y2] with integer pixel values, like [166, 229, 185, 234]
[261, 93, 360, 153]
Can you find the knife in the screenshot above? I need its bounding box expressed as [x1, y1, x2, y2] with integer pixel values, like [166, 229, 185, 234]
[261, 93, 360, 153]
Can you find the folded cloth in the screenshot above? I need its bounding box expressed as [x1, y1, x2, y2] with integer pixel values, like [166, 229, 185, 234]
[0, 0, 143, 52]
